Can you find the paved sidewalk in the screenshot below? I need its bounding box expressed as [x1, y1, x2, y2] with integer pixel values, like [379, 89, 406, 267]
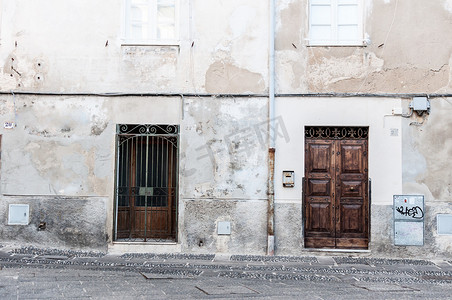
[1, 245, 452, 299]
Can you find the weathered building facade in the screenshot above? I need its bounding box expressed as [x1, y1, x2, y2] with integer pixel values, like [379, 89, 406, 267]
[1, 0, 452, 258]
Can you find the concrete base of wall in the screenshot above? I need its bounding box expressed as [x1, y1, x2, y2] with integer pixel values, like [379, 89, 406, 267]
[108, 242, 181, 254]
[371, 203, 452, 259]
[0, 195, 107, 251]
[181, 198, 267, 255]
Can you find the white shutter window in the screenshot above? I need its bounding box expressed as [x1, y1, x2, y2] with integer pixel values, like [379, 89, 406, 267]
[157, 1, 176, 39]
[124, 0, 178, 45]
[130, 1, 148, 40]
[309, 0, 363, 46]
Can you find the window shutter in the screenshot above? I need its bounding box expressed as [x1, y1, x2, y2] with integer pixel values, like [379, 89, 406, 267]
[156, 0, 176, 39]
[310, 0, 332, 42]
[309, 0, 363, 46]
[337, 0, 359, 42]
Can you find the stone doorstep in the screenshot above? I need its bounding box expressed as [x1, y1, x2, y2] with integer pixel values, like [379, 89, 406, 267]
[37, 255, 69, 260]
[195, 284, 259, 295]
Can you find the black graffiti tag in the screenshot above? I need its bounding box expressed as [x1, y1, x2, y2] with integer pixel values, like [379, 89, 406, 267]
[396, 206, 424, 219]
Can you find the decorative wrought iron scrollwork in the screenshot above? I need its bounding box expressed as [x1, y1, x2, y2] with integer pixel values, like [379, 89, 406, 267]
[117, 124, 179, 135]
[305, 126, 368, 140]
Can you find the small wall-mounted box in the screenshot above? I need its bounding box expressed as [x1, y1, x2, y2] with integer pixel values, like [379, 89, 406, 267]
[437, 214, 452, 235]
[409, 97, 430, 115]
[282, 171, 294, 187]
[8, 204, 30, 225]
[217, 221, 231, 235]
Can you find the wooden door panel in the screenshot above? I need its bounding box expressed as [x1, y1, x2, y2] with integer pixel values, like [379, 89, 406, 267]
[117, 208, 131, 238]
[147, 209, 168, 232]
[304, 130, 368, 250]
[336, 238, 368, 249]
[304, 140, 335, 247]
[306, 201, 333, 234]
[132, 208, 169, 236]
[307, 143, 333, 174]
[336, 139, 368, 248]
[340, 180, 363, 197]
[338, 201, 365, 234]
[308, 179, 331, 196]
[340, 144, 365, 174]
[305, 237, 335, 248]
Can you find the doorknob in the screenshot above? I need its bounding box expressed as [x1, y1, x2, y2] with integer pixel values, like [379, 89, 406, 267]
[350, 186, 355, 191]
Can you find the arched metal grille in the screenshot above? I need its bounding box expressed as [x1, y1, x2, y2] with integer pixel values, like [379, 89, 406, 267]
[305, 126, 369, 140]
[114, 124, 179, 242]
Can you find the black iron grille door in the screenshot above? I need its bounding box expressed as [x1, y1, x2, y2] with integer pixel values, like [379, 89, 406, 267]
[115, 124, 179, 242]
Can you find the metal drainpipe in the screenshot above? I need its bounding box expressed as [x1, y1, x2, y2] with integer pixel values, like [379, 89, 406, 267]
[267, 0, 276, 256]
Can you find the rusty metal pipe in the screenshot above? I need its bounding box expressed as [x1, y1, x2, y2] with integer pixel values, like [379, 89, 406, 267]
[267, 148, 275, 255]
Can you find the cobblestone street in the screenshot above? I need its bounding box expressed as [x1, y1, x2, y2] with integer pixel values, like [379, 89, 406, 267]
[1, 246, 452, 299]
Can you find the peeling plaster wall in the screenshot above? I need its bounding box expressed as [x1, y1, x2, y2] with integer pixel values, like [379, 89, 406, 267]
[0, 95, 181, 250]
[193, 1, 268, 93]
[274, 97, 403, 255]
[399, 97, 452, 258]
[0, 96, 111, 196]
[0, 0, 268, 94]
[0, 0, 270, 253]
[1, 0, 452, 258]
[182, 199, 267, 254]
[0, 94, 270, 254]
[273, 97, 452, 258]
[276, 0, 452, 94]
[2, 0, 452, 94]
[180, 97, 268, 254]
[0, 0, 192, 92]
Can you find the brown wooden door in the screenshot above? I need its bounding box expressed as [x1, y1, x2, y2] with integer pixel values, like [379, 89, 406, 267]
[116, 126, 178, 242]
[304, 128, 368, 249]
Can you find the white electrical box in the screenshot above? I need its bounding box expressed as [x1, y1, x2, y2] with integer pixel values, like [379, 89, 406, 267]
[282, 171, 294, 187]
[217, 221, 231, 235]
[8, 204, 30, 225]
[392, 107, 403, 115]
[437, 214, 452, 235]
[409, 97, 430, 114]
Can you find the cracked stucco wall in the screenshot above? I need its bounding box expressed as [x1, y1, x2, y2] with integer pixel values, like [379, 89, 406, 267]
[1, 0, 452, 258]
[0, 0, 268, 95]
[276, 0, 452, 94]
[0, 0, 270, 253]
[400, 97, 452, 257]
[0, 96, 111, 196]
[2, 0, 452, 95]
[0, 95, 181, 250]
[179, 97, 268, 254]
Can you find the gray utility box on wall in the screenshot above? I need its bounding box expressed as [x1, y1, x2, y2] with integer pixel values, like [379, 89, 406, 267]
[393, 195, 424, 246]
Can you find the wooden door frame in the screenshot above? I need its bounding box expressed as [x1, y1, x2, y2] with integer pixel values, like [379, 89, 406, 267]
[114, 124, 179, 242]
[303, 126, 370, 249]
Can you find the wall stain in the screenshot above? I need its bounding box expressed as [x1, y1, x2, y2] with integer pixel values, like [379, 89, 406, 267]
[205, 61, 265, 93]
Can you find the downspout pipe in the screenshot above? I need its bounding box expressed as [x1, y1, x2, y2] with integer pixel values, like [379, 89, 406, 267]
[267, 0, 276, 256]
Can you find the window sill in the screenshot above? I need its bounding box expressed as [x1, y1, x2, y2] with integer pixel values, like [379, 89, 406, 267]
[306, 40, 367, 47]
[121, 39, 180, 47]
